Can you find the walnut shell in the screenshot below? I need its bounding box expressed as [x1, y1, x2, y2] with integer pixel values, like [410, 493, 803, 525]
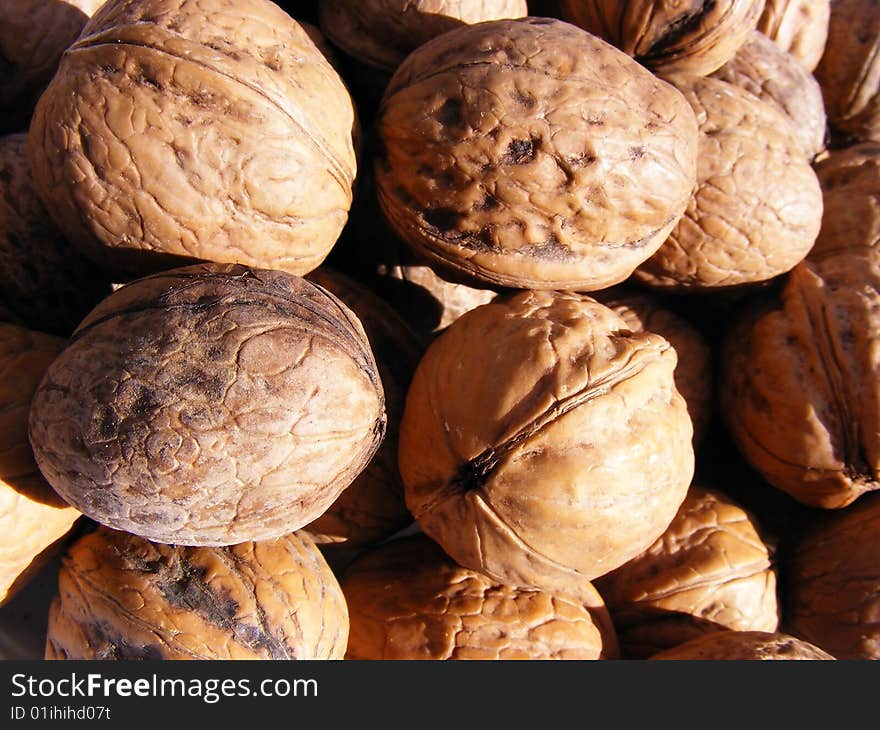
[375, 17, 699, 291]
[651, 630, 834, 660]
[0, 134, 111, 336]
[720, 248, 880, 509]
[45, 527, 348, 660]
[319, 0, 528, 72]
[342, 535, 618, 659]
[0, 324, 80, 606]
[756, 0, 830, 72]
[28, 263, 386, 546]
[0, 0, 104, 130]
[786, 493, 880, 659]
[634, 75, 822, 291]
[814, 0, 880, 143]
[809, 142, 880, 260]
[712, 31, 826, 161]
[592, 288, 713, 446]
[304, 267, 422, 548]
[27, 0, 358, 280]
[595, 486, 778, 658]
[561, 0, 766, 77]
[399, 290, 694, 597]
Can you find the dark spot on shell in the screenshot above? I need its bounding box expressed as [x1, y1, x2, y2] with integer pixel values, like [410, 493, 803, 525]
[586, 115, 605, 126]
[96, 406, 119, 440]
[514, 90, 537, 108]
[88, 622, 165, 661]
[571, 153, 597, 167]
[629, 146, 646, 160]
[503, 138, 537, 165]
[522, 234, 573, 262]
[131, 388, 159, 418]
[158, 562, 240, 627]
[423, 207, 462, 232]
[477, 195, 500, 211]
[437, 98, 463, 126]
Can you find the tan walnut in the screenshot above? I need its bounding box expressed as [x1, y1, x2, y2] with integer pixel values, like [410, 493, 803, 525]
[720, 248, 880, 509]
[27, 0, 358, 280]
[0, 324, 80, 607]
[634, 75, 822, 291]
[561, 0, 766, 77]
[786, 493, 880, 660]
[304, 267, 422, 548]
[375, 17, 699, 291]
[319, 0, 528, 72]
[595, 486, 778, 658]
[399, 290, 694, 598]
[45, 527, 348, 660]
[342, 535, 619, 660]
[756, 0, 830, 72]
[0, 133, 111, 336]
[712, 31, 826, 161]
[28, 263, 386, 546]
[650, 630, 834, 660]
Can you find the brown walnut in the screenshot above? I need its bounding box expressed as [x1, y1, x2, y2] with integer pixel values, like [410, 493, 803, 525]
[28, 263, 386, 546]
[650, 630, 834, 659]
[27, 0, 358, 280]
[595, 486, 778, 658]
[634, 75, 822, 290]
[756, 0, 830, 72]
[399, 290, 694, 598]
[375, 17, 699, 291]
[45, 527, 348, 660]
[720, 248, 880, 509]
[342, 535, 618, 659]
[561, 0, 766, 77]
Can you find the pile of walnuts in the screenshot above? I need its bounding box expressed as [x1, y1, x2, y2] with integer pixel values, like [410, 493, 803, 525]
[1, 0, 878, 661]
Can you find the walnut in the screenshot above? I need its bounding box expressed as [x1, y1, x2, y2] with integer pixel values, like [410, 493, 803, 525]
[304, 267, 422, 548]
[756, 0, 830, 72]
[720, 248, 880, 509]
[814, 0, 880, 143]
[712, 31, 826, 161]
[45, 527, 348, 660]
[27, 0, 358, 280]
[650, 630, 834, 660]
[561, 0, 765, 77]
[634, 75, 822, 291]
[375, 17, 699, 291]
[0, 324, 80, 607]
[399, 290, 694, 598]
[0, 134, 111, 336]
[342, 535, 618, 659]
[319, 0, 528, 72]
[28, 263, 386, 546]
[786, 493, 880, 659]
[592, 288, 713, 446]
[809, 143, 880, 260]
[595, 486, 778, 658]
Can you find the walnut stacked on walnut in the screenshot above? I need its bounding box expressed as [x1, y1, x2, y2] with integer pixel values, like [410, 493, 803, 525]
[28, 263, 386, 546]
[399, 290, 694, 599]
[375, 17, 699, 291]
[651, 631, 834, 660]
[756, 0, 830, 72]
[46, 528, 348, 660]
[28, 0, 358, 280]
[342, 536, 618, 659]
[0, 324, 80, 606]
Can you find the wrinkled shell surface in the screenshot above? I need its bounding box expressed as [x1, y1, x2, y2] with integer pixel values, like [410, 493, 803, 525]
[721, 249, 880, 509]
[634, 75, 822, 290]
[375, 17, 699, 291]
[399, 290, 694, 597]
[562, 0, 765, 77]
[712, 31, 826, 160]
[0, 324, 80, 606]
[595, 487, 778, 658]
[593, 288, 712, 446]
[28, 0, 358, 279]
[756, 0, 829, 72]
[304, 268, 421, 548]
[342, 535, 618, 659]
[0, 134, 110, 336]
[814, 0, 880, 142]
[45, 527, 348, 660]
[787, 494, 880, 659]
[810, 143, 880, 260]
[28, 263, 386, 546]
[319, 0, 528, 71]
[651, 630, 834, 659]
